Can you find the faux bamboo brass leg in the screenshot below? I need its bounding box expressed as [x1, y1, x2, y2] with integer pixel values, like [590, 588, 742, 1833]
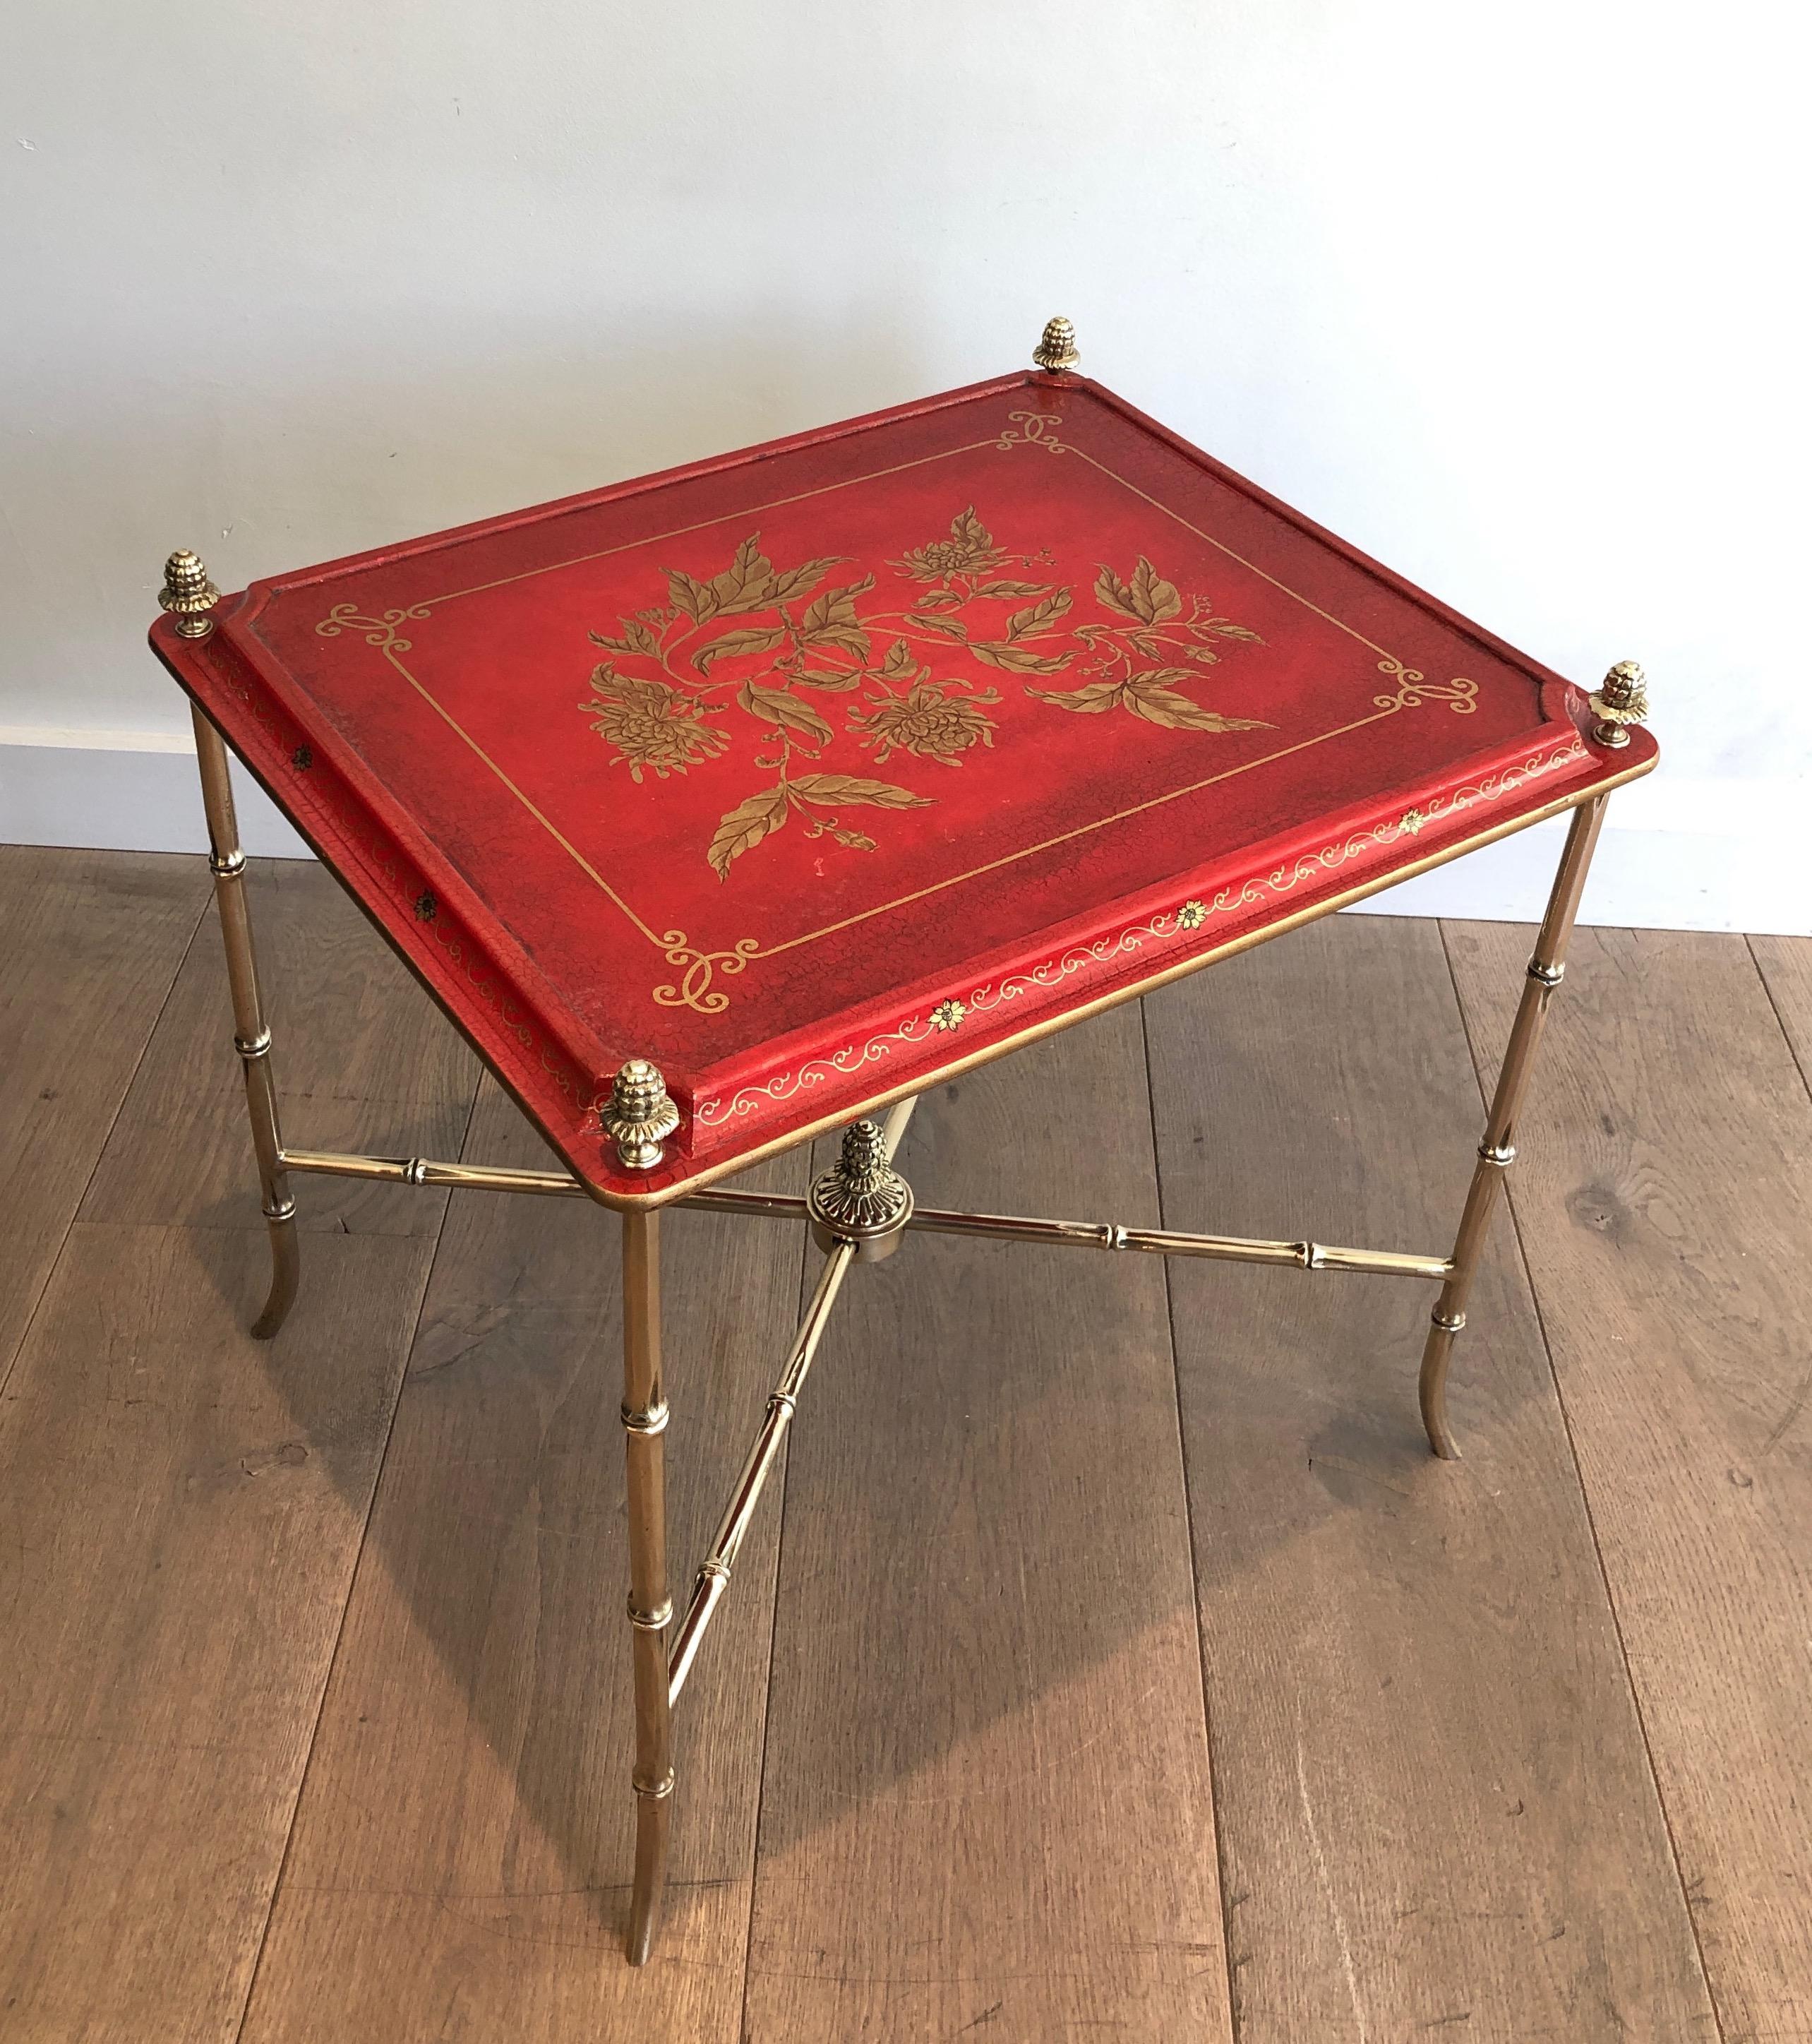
[190, 702, 300, 1339]
[1419, 794, 1609, 1457]
[621, 1207, 673, 1964]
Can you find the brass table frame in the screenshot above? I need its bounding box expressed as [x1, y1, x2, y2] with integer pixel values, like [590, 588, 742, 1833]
[183, 700, 1621, 1962]
[165, 326, 1651, 1960]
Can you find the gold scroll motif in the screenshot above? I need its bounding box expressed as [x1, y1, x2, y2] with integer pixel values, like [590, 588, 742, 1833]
[318, 604, 433, 654]
[1375, 658, 1478, 715]
[579, 508, 1272, 880]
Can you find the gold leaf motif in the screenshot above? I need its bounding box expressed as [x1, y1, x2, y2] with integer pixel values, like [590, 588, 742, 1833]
[1025, 679, 1123, 712]
[1004, 588, 1073, 641]
[589, 618, 660, 657]
[693, 625, 786, 674]
[800, 576, 875, 634]
[1122, 681, 1268, 732]
[951, 506, 995, 556]
[1093, 565, 1144, 621]
[971, 641, 1073, 675]
[708, 785, 788, 879]
[707, 534, 779, 616]
[787, 774, 933, 810]
[800, 576, 876, 659]
[1128, 557, 1182, 625]
[1062, 561, 1266, 729]
[666, 568, 719, 624]
[740, 681, 834, 748]
[767, 554, 846, 604]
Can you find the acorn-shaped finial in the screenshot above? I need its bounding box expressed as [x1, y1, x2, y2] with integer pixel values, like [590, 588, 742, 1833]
[601, 1058, 681, 1171]
[1587, 659, 1648, 748]
[1033, 316, 1080, 373]
[159, 550, 221, 639]
[808, 1118, 914, 1261]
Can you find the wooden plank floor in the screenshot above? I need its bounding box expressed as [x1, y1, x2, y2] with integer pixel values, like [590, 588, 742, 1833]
[1, 846, 1807, 2043]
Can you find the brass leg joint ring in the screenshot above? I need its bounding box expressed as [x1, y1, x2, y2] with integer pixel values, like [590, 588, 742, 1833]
[208, 849, 247, 879]
[1431, 1308, 1467, 1333]
[1477, 1140, 1516, 1166]
[1102, 1224, 1128, 1250]
[768, 1391, 796, 1420]
[263, 1195, 297, 1223]
[234, 1028, 273, 1060]
[1527, 959, 1565, 987]
[628, 1593, 673, 1631]
[621, 1399, 669, 1435]
[632, 1767, 676, 1800]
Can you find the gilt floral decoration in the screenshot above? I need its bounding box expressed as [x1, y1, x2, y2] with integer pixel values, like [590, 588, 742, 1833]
[578, 506, 1271, 879]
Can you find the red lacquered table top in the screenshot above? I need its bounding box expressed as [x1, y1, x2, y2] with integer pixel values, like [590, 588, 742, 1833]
[152, 369, 1655, 1205]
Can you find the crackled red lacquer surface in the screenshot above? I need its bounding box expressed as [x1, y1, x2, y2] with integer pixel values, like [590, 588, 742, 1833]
[151, 371, 1655, 1200]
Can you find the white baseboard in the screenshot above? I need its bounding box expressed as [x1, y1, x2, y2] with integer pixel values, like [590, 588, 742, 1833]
[2, 734, 1806, 936]
[1, 730, 311, 859]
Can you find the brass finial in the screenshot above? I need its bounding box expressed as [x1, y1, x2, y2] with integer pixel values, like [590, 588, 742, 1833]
[1033, 316, 1080, 373]
[601, 1058, 681, 1171]
[1586, 659, 1648, 748]
[159, 550, 221, 640]
[808, 1118, 915, 1262]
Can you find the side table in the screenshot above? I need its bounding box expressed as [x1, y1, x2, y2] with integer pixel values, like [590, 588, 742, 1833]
[150, 317, 1657, 1961]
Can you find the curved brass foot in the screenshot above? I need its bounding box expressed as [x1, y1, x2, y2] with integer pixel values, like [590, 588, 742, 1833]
[1415, 794, 1612, 1462]
[626, 1769, 673, 1964]
[1418, 1310, 1463, 1459]
[251, 1209, 301, 1339]
[186, 683, 306, 1343]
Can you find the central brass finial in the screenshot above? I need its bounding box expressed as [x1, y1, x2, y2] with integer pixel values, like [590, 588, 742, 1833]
[1033, 316, 1080, 373]
[808, 1118, 914, 1261]
[159, 549, 221, 639]
[601, 1058, 681, 1171]
[1586, 659, 1649, 748]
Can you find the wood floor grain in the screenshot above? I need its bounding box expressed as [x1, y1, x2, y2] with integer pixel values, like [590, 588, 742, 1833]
[0, 847, 209, 1387]
[2, 850, 1808, 2044]
[0, 854, 475, 2042]
[83, 859, 479, 1239]
[741, 1009, 1232, 2044]
[1751, 933, 1812, 1093]
[1446, 923, 1812, 2044]
[0, 1224, 438, 2042]
[1145, 914, 1717, 2042]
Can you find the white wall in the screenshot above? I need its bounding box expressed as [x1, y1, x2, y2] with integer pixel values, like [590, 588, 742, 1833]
[4, 1, 1807, 928]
